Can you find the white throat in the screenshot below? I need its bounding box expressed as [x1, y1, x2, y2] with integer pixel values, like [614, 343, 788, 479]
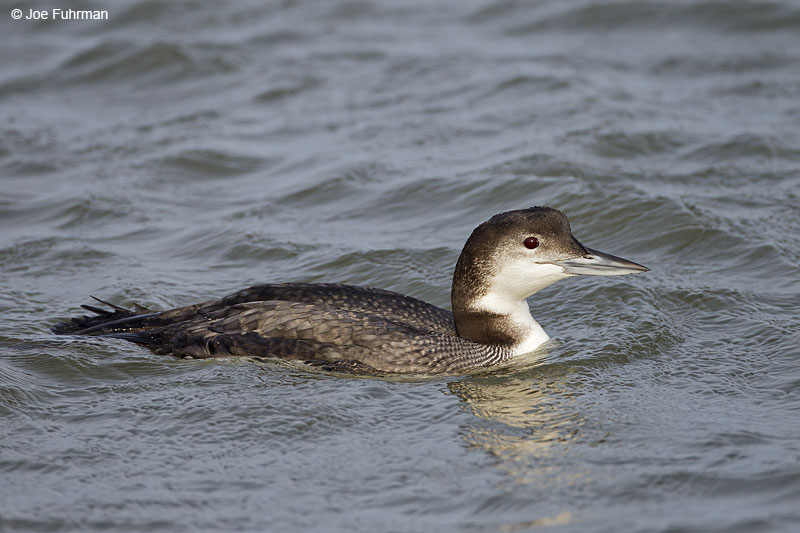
[471, 294, 549, 355]
[471, 262, 568, 355]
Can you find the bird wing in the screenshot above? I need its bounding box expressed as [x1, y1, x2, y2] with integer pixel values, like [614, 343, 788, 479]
[53, 283, 454, 337]
[110, 300, 491, 374]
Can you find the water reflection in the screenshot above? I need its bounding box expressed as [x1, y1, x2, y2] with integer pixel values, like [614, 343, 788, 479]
[447, 364, 595, 526]
[451, 372, 587, 472]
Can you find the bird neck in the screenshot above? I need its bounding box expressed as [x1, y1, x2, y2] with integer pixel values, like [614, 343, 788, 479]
[451, 254, 549, 352]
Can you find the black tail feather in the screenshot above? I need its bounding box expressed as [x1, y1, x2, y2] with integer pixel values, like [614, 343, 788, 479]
[52, 298, 153, 336]
[80, 304, 112, 316]
[89, 295, 134, 313]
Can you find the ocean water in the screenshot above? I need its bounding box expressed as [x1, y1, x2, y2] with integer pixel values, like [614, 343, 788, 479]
[1, 0, 799, 531]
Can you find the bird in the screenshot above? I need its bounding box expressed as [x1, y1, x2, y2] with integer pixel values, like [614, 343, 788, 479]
[53, 207, 649, 375]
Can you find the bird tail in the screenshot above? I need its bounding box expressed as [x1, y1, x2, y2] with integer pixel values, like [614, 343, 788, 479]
[51, 296, 155, 335]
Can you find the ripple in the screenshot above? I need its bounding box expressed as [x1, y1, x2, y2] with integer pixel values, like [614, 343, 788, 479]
[57, 41, 241, 86]
[587, 129, 694, 159]
[153, 148, 270, 180]
[254, 75, 324, 103]
[680, 132, 800, 164]
[651, 52, 800, 76]
[504, 1, 800, 34]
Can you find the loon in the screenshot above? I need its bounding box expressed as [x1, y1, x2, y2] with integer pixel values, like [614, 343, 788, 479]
[53, 207, 648, 375]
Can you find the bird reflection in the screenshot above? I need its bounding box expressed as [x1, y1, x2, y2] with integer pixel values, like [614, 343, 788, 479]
[446, 363, 597, 526]
[449, 373, 584, 468]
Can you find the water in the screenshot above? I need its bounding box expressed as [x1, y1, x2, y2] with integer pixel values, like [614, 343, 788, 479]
[2, 0, 799, 531]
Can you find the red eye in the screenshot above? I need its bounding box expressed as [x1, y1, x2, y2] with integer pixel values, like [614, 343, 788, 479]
[523, 237, 539, 249]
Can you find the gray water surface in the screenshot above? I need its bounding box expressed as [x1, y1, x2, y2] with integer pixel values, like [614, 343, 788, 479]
[2, 1, 799, 531]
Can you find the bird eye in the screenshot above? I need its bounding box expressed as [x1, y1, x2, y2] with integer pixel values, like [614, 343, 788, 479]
[523, 237, 539, 249]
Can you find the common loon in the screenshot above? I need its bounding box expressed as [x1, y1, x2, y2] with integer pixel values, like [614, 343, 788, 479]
[53, 207, 648, 375]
